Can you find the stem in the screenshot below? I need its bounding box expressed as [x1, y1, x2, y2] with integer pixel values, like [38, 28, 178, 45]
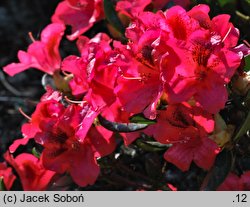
[236, 11, 250, 22]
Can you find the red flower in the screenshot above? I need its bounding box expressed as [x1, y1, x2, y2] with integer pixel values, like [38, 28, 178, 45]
[164, 135, 220, 171]
[217, 171, 250, 191]
[4, 152, 55, 191]
[9, 88, 64, 153]
[114, 42, 163, 119]
[0, 162, 16, 190]
[162, 5, 247, 113]
[61, 55, 89, 97]
[3, 23, 65, 76]
[241, 171, 250, 190]
[114, 12, 170, 119]
[52, 0, 103, 40]
[165, 5, 199, 40]
[217, 173, 243, 191]
[34, 104, 116, 187]
[62, 33, 117, 109]
[146, 103, 214, 143]
[146, 103, 219, 171]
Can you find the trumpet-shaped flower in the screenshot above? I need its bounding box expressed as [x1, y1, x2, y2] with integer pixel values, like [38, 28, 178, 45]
[3, 23, 65, 76]
[52, 0, 103, 40]
[34, 103, 115, 187]
[4, 152, 55, 191]
[146, 103, 219, 171]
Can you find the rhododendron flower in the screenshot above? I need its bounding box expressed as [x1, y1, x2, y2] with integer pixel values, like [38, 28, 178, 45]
[114, 42, 163, 119]
[3, 23, 65, 76]
[114, 12, 171, 119]
[164, 135, 220, 171]
[217, 173, 243, 191]
[162, 5, 249, 113]
[241, 171, 250, 190]
[61, 55, 88, 97]
[34, 104, 116, 187]
[217, 171, 250, 191]
[0, 162, 16, 190]
[52, 0, 103, 40]
[145, 102, 219, 171]
[145, 103, 214, 143]
[4, 152, 55, 191]
[9, 88, 64, 153]
[62, 33, 117, 109]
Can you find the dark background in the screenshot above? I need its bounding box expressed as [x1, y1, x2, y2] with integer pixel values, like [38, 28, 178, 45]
[0, 0, 61, 157]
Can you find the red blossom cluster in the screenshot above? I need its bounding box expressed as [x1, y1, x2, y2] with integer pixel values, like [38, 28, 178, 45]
[2, 0, 250, 190]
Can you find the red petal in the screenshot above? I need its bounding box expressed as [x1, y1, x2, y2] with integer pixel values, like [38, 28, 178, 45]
[193, 137, 219, 170]
[52, 1, 96, 40]
[70, 146, 100, 187]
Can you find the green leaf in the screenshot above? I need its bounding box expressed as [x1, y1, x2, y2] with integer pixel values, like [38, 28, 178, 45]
[136, 139, 169, 152]
[98, 115, 149, 132]
[130, 114, 156, 125]
[0, 177, 6, 191]
[234, 110, 250, 141]
[104, 0, 125, 35]
[200, 150, 232, 191]
[244, 56, 250, 72]
[32, 147, 41, 159]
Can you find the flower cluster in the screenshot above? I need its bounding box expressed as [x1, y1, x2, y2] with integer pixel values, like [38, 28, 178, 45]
[2, 1, 250, 190]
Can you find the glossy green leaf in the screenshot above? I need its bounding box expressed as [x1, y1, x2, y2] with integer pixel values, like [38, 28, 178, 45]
[32, 147, 41, 159]
[98, 115, 148, 132]
[136, 139, 169, 152]
[130, 114, 156, 125]
[244, 56, 250, 72]
[200, 150, 232, 191]
[104, 0, 125, 35]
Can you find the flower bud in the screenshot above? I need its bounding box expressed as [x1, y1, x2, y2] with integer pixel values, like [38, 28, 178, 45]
[210, 114, 235, 147]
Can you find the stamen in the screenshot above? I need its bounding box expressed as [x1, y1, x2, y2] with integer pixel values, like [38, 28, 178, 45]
[222, 26, 232, 43]
[62, 70, 71, 76]
[28, 32, 36, 43]
[243, 40, 250, 48]
[167, 136, 191, 144]
[121, 74, 142, 81]
[71, 141, 80, 151]
[18, 107, 31, 120]
[121, 73, 151, 82]
[64, 96, 87, 104]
